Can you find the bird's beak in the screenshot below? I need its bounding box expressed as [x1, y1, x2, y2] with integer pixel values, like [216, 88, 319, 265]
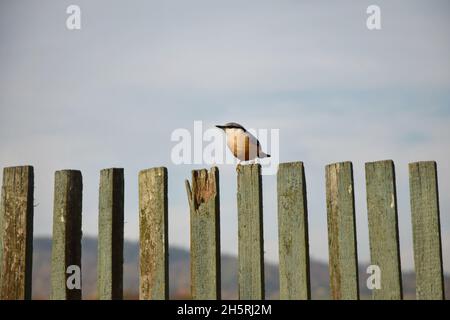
[215, 125, 225, 130]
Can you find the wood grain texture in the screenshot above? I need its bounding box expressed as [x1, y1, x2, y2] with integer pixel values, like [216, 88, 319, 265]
[409, 161, 445, 300]
[0, 166, 34, 300]
[325, 162, 359, 300]
[277, 162, 310, 300]
[51, 170, 82, 300]
[139, 167, 168, 300]
[365, 160, 402, 300]
[237, 164, 264, 300]
[98, 168, 124, 300]
[186, 167, 220, 300]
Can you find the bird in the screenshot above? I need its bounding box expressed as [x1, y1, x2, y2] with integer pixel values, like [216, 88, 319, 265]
[216, 122, 271, 163]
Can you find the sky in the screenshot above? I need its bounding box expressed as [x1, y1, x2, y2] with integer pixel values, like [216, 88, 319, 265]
[1, 0, 449, 274]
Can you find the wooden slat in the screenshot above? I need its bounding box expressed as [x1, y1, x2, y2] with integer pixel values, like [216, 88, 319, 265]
[51, 170, 82, 300]
[186, 167, 220, 299]
[325, 162, 359, 300]
[237, 164, 264, 300]
[277, 162, 310, 299]
[0, 166, 34, 300]
[409, 161, 445, 300]
[98, 168, 124, 300]
[365, 160, 402, 299]
[139, 167, 168, 300]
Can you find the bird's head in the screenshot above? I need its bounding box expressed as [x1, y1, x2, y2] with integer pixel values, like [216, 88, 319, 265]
[215, 122, 246, 132]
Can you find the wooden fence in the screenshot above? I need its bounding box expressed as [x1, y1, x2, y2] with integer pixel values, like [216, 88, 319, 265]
[0, 161, 446, 300]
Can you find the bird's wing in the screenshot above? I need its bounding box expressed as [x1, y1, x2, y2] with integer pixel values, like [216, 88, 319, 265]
[244, 131, 263, 158]
[244, 131, 270, 157]
[244, 130, 259, 146]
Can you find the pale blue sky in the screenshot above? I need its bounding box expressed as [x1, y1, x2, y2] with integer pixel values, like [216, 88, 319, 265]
[1, 0, 449, 273]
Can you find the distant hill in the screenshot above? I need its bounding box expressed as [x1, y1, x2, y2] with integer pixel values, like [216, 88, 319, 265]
[32, 237, 449, 299]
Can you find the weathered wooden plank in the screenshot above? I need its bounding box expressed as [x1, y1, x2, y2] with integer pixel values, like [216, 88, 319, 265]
[325, 162, 359, 300]
[98, 168, 124, 300]
[185, 167, 220, 300]
[237, 164, 264, 300]
[365, 160, 402, 300]
[0, 166, 34, 300]
[139, 167, 168, 300]
[409, 161, 445, 300]
[277, 162, 310, 300]
[51, 170, 82, 300]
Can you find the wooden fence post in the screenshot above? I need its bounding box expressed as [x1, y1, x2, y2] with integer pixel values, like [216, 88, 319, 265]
[365, 160, 402, 299]
[325, 162, 359, 300]
[139, 167, 168, 300]
[409, 161, 445, 300]
[277, 162, 310, 300]
[98, 168, 124, 300]
[0, 166, 34, 300]
[51, 170, 82, 300]
[185, 167, 220, 300]
[237, 164, 264, 300]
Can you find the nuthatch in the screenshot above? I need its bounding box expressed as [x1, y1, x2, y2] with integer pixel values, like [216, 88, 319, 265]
[216, 122, 271, 162]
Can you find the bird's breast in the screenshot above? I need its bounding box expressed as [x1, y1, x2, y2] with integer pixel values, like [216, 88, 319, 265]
[226, 131, 258, 161]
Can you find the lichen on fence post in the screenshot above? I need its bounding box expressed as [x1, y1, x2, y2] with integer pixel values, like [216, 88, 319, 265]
[325, 162, 359, 300]
[185, 167, 220, 300]
[365, 160, 402, 300]
[409, 161, 445, 300]
[98, 168, 124, 300]
[51, 170, 82, 300]
[139, 167, 168, 300]
[277, 162, 310, 300]
[237, 164, 264, 300]
[0, 166, 34, 300]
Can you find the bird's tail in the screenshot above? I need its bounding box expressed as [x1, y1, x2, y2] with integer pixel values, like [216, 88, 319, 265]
[259, 151, 271, 158]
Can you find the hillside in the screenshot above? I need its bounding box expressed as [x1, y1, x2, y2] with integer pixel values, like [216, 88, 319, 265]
[32, 237, 449, 299]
